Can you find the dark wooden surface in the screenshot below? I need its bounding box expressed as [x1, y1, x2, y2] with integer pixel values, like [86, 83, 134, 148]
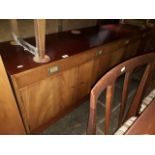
[125, 99, 155, 135]
[0, 24, 149, 75]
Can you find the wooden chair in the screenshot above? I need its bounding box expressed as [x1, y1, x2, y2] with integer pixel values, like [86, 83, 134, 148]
[87, 52, 155, 135]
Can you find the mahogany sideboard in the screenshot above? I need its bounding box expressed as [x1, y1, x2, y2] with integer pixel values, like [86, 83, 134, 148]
[0, 24, 155, 134]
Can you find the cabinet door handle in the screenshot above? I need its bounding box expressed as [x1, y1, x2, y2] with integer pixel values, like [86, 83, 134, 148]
[124, 40, 130, 45]
[96, 50, 103, 56]
[48, 65, 59, 75]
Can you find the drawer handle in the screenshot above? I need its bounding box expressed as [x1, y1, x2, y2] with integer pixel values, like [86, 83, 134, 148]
[48, 65, 59, 75]
[96, 50, 103, 56]
[125, 40, 130, 45]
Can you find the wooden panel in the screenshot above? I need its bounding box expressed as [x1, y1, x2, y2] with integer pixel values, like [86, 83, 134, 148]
[144, 30, 155, 51]
[124, 40, 141, 60]
[78, 60, 94, 99]
[18, 67, 78, 131]
[109, 47, 125, 68]
[0, 56, 25, 134]
[93, 52, 111, 85]
[92, 41, 125, 85]
[138, 32, 149, 54]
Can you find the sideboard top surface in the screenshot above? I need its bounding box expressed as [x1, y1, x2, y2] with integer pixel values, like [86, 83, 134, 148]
[0, 24, 149, 75]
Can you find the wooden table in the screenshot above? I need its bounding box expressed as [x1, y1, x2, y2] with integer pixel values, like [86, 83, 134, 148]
[125, 99, 155, 135]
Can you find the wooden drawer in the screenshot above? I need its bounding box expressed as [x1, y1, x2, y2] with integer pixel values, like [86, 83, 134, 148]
[11, 48, 97, 89]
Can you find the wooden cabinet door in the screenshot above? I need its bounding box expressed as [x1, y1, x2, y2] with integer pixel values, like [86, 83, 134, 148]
[19, 67, 79, 132]
[77, 60, 94, 99]
[92, 47, 125, 85]
[92, 52, 111, 85]
[109, 47, 125, 69]
[138, 34, 149, 54]
[0, 56, 25, 134]
[123, 40, 141, 60]
[144, 31, 155, 52]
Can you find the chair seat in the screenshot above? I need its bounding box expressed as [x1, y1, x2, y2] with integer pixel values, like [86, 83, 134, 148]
[114, 116, 137, 135]
[139, 89, 155, 114]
